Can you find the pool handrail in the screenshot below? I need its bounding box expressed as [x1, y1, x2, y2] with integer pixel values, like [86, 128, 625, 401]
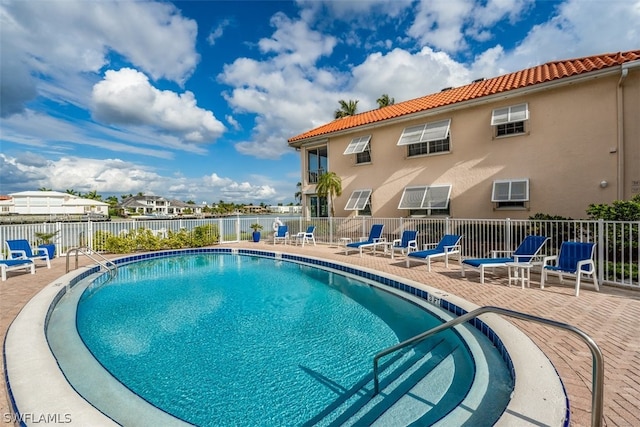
[66, 246, 118, 280]
[372, 305, 604, 427]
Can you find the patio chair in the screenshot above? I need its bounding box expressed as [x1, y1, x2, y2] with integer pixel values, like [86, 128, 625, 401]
[540, 241, 599, 296]
[461, 235, 548, 284]
[273, 225, 289, 245]
[295, 225, 316, 246]
[406, 234, 462, 272]
[5, 239, 51, 269]
[390, 230, 418, 259]
[344, 224, 385, 257]
[0, 258, 35, 281]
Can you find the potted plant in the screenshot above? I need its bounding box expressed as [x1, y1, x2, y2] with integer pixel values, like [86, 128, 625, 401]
[34, 230, 59, 259]
[250, 223, 263, 242]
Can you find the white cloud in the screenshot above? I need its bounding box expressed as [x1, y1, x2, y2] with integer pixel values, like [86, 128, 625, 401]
[207, 19, 232, 46]
[92, 68, 225, 142]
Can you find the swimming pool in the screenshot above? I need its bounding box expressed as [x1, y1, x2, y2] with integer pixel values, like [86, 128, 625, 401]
[4, 247, 569, 426]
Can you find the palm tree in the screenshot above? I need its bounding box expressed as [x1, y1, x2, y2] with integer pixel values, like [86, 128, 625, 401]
[334, 99, 358, 119]
[295, 181, 302, 205]
[65, 189, 78, 195]
[82, 190, 101, 201]
[316, 172, 342, 217]
[376, 94, 395, 108]
[38, 187, 52, 191]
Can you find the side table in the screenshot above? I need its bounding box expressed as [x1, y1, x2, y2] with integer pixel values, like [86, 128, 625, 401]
[506, 262, 533, 289]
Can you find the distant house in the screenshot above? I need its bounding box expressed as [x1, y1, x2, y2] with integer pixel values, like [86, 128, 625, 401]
[119, 195, 203, 217]
[269, 205, 303, 215]
[0, 191, 109, 217]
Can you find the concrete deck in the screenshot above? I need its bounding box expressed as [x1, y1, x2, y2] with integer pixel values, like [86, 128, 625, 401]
[2, 242, 639, 426]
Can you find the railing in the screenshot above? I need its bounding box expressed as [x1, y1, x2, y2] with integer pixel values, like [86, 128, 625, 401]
[372, 306, 605, 427]
[0, 216, 637, 288]
[66, 246, 117, 280]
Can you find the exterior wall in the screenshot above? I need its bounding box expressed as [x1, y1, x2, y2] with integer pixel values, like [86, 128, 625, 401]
[297, 68, 639, 220]
[0, 192, 109, 216]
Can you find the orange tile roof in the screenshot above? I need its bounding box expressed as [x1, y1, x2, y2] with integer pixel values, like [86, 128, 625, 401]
[288, 50, 640, 143]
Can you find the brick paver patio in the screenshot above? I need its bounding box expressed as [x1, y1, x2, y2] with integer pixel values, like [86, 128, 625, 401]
[2, 242, 639, 426]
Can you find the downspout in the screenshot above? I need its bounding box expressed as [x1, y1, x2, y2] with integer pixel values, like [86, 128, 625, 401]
[616, 60, 640, 200]
[617, 67, 628, 200]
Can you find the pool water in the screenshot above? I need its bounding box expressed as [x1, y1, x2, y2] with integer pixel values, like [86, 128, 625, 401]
[59, 253, 511, 425]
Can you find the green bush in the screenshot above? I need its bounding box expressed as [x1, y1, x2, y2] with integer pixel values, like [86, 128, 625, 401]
[97, 225, 219, 254]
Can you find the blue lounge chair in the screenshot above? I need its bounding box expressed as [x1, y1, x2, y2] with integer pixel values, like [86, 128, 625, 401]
[0, 258, 35, 281]
[406, 234, 462, 271]
[344, 224, 385, 257]
[461, 235, 548, 284]
[295, 225, 316, 246]
[273, 225, 289, 245]
[5, 239, 51, 269]
[390, 230, 418, 259]
[541, 241, 599, 296]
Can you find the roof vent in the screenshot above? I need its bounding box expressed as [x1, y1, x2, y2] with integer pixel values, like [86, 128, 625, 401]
[440, 86, 453, 92]
[472, 77, 485, 83]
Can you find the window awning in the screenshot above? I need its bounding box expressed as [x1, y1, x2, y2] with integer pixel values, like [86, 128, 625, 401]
[397, 119, 451, 146]
[492, 179, 529, 202]
[343, 135, 371, 155]
[345, 189, 372, 210]
[491, 103, 529, 125]
[398, 185, 451, 209]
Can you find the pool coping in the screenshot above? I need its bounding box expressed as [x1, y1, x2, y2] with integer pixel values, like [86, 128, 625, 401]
[4, 248, 568, 426]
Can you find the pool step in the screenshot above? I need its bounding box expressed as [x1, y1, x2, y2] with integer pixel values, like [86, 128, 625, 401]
[304, 338, 468, 426]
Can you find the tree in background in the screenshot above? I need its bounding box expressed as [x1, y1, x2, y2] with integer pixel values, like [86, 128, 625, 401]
[334, 99, 358, 119]
[376, 94, 395, 108]
[295, 181, 302, 205]
[316, 172, 342, 217]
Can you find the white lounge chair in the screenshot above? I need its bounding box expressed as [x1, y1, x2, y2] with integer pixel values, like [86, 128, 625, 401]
[5, 239, 51, 269]
[406, 234, 462, 271]
[461, 235, 548, 284]
[540, 241, 599, 296]
[295, 225, 316, 246]
[344, 224, 385, 257]
[0, 258, 35, 281]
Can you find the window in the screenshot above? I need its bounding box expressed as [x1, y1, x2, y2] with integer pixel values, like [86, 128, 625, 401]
[308, 195, 328, 217]
[492, 179, 529, 208]
[307, 146, 328, 184]
[397, 119, 451, 157]
[398, 185, 451, 216]
[344, 135, 372, 164]
[345, 189, 372, 215]
[491, 103, 528, 137]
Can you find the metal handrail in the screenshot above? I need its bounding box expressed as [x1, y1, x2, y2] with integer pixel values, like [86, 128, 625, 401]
[372, 305, 604, 427]
[66, 246, 117, 280]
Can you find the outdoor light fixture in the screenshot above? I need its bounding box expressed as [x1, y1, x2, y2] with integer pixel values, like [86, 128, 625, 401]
[600, 180, 608, 188]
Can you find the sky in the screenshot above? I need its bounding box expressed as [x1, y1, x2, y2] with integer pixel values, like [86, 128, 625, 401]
[0, 0, 638, 206]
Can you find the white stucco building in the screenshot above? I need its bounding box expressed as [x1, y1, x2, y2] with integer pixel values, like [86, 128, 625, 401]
[0, 191, 109, 217]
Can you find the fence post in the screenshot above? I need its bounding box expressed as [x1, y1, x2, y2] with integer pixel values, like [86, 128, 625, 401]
[505, 218, 511, 250]
[87, 221, 93, 252]
[445, 217, 451, 234]
[598, 219, 605, 285]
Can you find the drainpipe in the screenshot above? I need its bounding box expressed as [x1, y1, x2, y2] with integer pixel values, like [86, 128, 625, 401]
[617, 67, 628, 200]
[616, 60, 640, 200]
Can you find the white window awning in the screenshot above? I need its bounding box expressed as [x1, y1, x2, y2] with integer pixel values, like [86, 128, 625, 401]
[492, 179, 530, 202]
[343, 135, 371, 155]
[397, 119, 451, 146]
[398, 185, 451, 209]
[491, 103, 529, 125]
[345, 189, 372, 210]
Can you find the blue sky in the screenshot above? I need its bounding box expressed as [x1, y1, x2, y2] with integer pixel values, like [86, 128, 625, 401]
[1, 0, 638, 205]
